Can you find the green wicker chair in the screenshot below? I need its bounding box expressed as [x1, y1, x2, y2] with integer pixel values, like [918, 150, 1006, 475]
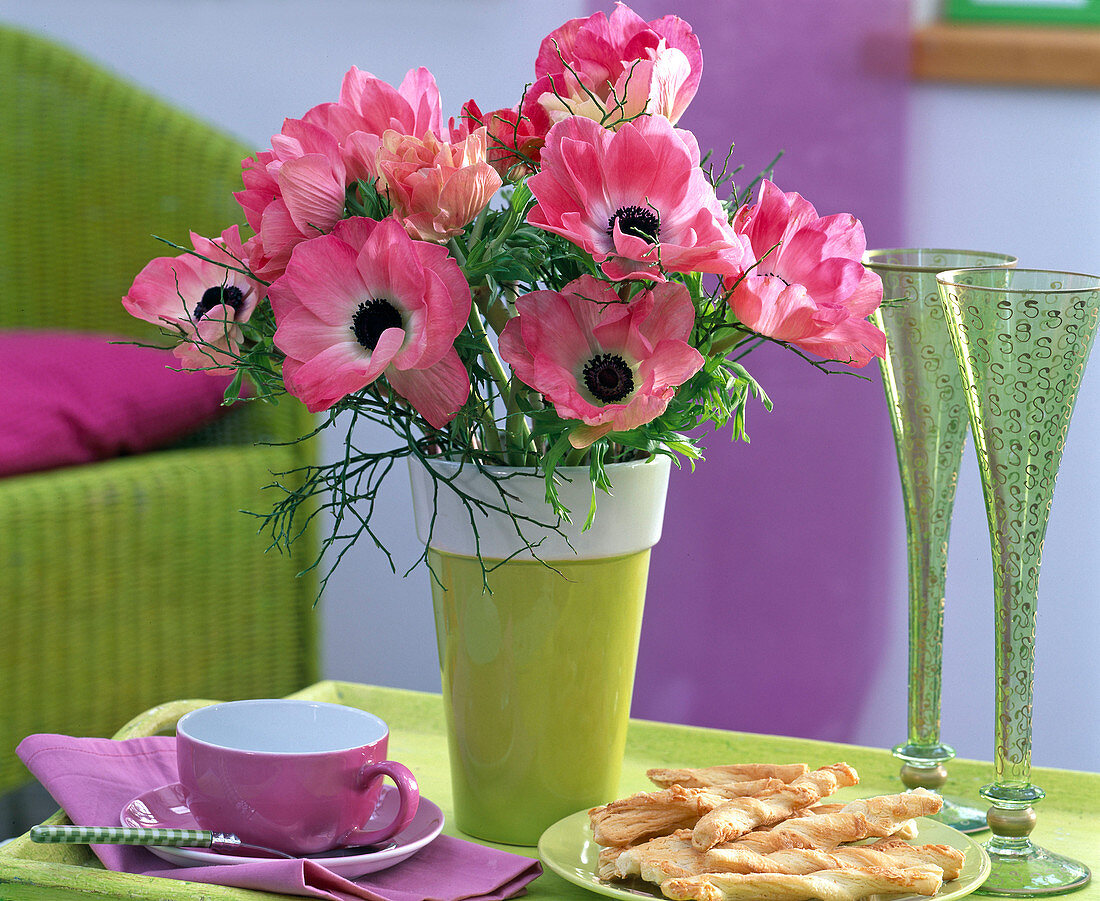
[0, 24, 320, 799]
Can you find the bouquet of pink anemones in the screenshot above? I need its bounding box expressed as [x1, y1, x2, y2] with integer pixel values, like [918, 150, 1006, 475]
[121, 2, 887, 588]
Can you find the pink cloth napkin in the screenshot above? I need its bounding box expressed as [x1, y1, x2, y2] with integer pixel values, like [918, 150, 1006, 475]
[17, 734, 542, 901]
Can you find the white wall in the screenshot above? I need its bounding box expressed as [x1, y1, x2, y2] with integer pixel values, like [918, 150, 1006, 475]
[4, 0, 1097, 773]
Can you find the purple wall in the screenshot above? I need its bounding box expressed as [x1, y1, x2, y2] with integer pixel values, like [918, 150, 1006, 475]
[599, 0, 911, 742]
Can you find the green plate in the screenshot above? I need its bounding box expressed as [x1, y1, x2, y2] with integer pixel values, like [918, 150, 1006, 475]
[538, 810, 991, 901]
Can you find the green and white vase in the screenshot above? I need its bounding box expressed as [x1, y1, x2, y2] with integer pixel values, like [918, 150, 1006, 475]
[409, 454, 670, 845]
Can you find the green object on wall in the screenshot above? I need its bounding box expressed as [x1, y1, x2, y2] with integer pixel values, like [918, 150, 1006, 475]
[944, 0, 1100, 26]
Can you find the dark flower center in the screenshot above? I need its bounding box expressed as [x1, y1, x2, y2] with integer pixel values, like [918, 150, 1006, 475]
[583, 353, 634, 403]
[193, 285, 245, 320]
[351, 298, 403, 351]
[607, 205, 660, 243]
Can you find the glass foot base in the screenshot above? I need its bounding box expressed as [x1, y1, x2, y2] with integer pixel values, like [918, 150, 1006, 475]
[932, 796, 988, 834]
[976, 841, 1091, 896]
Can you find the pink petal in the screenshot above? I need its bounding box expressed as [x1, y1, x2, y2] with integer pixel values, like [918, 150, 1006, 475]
[397, 67, 443, 138]
[638, 339, 704, 390]
[732, 277, 819, 341]
[385, 347, 470, 428]
[799, 315, 888, 368]
[568, 422, 614, 449]
[283, 343, 377, 412]
[593, 293, 651, 355]
[513, 289, 592, 372]
[269, 234, 365, 325]
[601, 255, 661, 282]
[641, 15, 703, 120]
[123, 256, 203, 325]
[331, 216, 382, 247]
[498, 317, 536, 386]
[363, 325, 406, 383]
[844, 268, 885, 318]
[343, 131, 383, 183]
[355, 219, 427, 316]
[272, 304, 360, 361]
[340, 67, 417, 134]
[277, 154, 346, 236]
[638, 281, 697, 345]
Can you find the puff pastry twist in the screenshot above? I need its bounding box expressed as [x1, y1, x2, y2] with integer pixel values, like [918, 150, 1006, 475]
[661, 864, 945, 901]
[704, 839, 964, 880]
[648, 764, 810, 790]
[692, 763, 860, 850]
[721, 789, 943, 854]
[590, 785, 730, 847]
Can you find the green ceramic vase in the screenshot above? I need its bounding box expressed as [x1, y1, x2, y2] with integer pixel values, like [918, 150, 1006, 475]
[409, 455, 671, 845]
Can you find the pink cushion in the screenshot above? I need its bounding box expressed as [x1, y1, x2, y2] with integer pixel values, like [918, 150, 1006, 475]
[0, 331, 239, 479]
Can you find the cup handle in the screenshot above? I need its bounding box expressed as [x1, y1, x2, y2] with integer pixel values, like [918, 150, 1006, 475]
[343, 760, 420, 846]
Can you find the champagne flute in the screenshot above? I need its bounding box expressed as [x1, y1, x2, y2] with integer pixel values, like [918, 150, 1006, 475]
[937, 267, 1097, 895]
[866, 248, 1016, 834]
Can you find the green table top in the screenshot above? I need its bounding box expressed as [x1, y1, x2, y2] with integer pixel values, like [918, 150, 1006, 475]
[2, 681, 1097, 901]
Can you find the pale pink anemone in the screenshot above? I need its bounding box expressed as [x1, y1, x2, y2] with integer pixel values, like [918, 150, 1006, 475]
[527, 115, 751, 282]
[727, 179, 886, 367]
[235, 119, 347, 282]
[268, 217, 471, 426]
[123, 225, 263, 371]
[522, 2, 702, 137]
[370, 127, 503, 242]
[498, 275, 703, 447]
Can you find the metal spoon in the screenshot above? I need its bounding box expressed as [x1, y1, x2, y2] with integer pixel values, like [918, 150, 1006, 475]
[31, 824, 397, 859]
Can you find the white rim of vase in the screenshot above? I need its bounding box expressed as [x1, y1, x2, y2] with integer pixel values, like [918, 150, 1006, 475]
[407, 454, 672, 561]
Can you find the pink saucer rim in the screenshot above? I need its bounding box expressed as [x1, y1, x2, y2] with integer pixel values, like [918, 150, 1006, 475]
[120, 782, 445, 861]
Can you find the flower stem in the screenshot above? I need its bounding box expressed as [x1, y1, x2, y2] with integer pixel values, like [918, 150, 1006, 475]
[710, 326, 754, 356]
[450, 239, 536, 464]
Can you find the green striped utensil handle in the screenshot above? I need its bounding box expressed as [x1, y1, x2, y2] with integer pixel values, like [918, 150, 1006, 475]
[31, 825, 215, 847]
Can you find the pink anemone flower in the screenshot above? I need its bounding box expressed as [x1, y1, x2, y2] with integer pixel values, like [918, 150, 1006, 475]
[371, 127, 503, 243]
[302, 67, 444, 185]
[522, 3, 702, 137]
[498, 275, 703, 447]
[268, 217, 471, 426]
[527, 115, 751, 282]
[235, 119, 347, 282]
[122, 225, 263, 372]
[727, 179, 886, 367]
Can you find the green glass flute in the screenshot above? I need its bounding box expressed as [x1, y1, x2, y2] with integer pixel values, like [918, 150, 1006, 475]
[937, 268, 1098, 895]
[866, 249, 1017, 835]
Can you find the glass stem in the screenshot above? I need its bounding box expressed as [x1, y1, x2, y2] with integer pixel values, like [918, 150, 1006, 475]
[985, 525, 1043, 808]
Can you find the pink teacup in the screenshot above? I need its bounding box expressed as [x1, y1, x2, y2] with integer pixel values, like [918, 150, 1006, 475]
[175, 699, 419, 855]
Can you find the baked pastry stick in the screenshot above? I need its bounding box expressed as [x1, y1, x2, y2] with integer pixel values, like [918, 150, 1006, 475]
[662, 864, 945, 901]
[704, 839, 965, 880]
[723, 789, 943, 854]
[693, 763, 860, 850]
[599, 830, 712, 883]
[648, 764, 810, 789]
[590, 785, 730, 847]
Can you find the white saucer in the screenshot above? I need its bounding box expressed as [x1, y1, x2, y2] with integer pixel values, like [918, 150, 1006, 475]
[121, 782, 444, 880]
